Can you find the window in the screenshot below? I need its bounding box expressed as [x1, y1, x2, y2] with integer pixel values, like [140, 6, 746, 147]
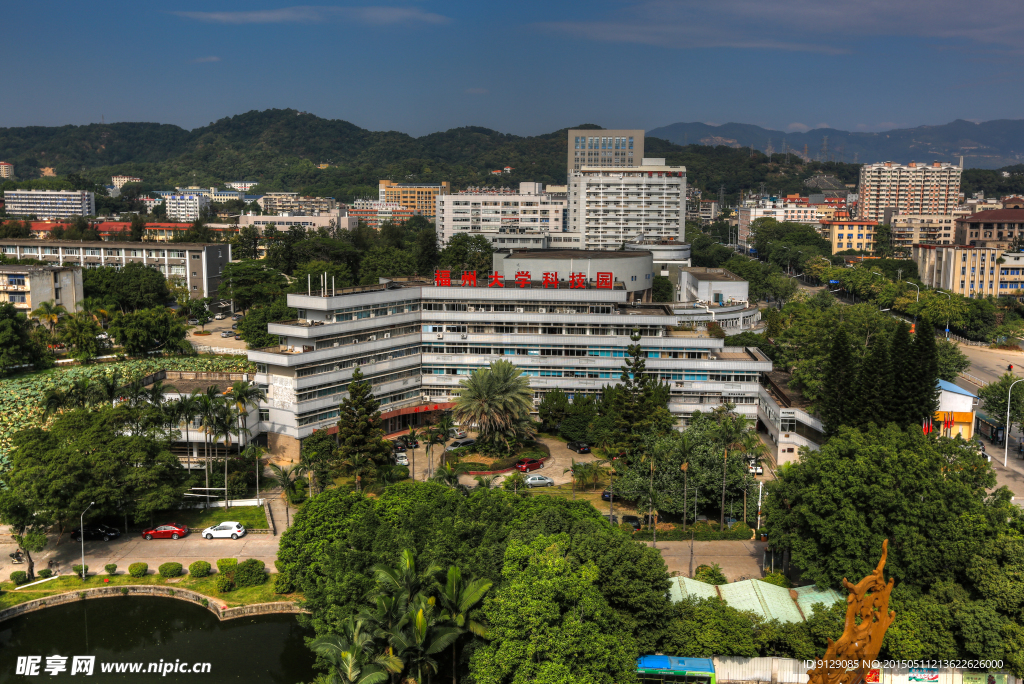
[259, 409, 269, 421]
[192, 254, 201, 260]
[9, 294, 27, 303]
[192, 285, 198, 290]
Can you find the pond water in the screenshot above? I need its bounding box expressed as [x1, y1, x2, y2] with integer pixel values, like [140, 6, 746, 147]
[0, 596, 317, 682]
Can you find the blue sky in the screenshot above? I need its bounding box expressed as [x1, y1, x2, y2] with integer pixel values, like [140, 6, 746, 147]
[4, 0, 1024, 136]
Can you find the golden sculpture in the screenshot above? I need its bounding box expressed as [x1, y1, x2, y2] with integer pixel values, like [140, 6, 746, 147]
[807, 540, 895, 684]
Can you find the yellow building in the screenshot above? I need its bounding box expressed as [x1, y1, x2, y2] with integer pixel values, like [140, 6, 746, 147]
[379, 180, 449, 218]
[817, 217, 879, 253]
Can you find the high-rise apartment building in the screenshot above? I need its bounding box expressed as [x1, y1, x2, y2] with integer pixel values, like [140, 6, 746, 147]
[568, 130, 644, 174]
[378, 181, 450, 218]
[857, 161, 961, 221]
[3, 189, 95, 219]
[165, 193, 211, 222]
[435, 183, 573, 249]
[0, 162, 13, 179]
[568, 159, 685, 250]
[258, 192, 337, 215]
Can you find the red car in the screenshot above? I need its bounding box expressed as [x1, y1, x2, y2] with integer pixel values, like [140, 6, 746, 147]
[515, 458, 543, 472]
[142, 523, 189, 540]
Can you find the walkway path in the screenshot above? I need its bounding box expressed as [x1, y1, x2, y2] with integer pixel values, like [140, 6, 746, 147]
[647, 539, 768, 581]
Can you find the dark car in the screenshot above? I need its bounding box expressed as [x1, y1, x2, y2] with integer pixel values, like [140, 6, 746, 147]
[603, 514, 619, 525]
[515, 458, 543, 472]
[601, 489, 614, 501]
[621, 515, 642, 531]
[397, 435, 419, 448]
[567, 441, 591, 454]
[231, 323, 239, 330]
[234, 334, 242, 340]
[391, 441, 407, 453]
[71, 524, 121, 542]
[141, 523, 189, 540]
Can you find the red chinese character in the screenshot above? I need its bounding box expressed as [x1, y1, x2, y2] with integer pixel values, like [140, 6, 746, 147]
[515, 271, 531, 288]
[596, 272, 613, 289]
[461, 270, 477, 287]
[434, 270, 451, 287]
[488, 272, 504, 287]
[542, 272, 558, 288]
[570, 272, 587, 289]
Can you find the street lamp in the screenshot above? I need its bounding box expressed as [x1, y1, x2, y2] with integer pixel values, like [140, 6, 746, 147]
[681, 462, 689, 532]
[1005, 378, 1024, 468]
[936, 290, 951, 338]
[906, 282, 920, 325]
[80, 502, 94, 580]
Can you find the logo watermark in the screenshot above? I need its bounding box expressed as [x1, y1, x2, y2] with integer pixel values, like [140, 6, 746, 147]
[16, 656, 212, 676]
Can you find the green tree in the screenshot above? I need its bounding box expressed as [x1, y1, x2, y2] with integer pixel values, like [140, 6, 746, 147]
[851, 331, 892, 427]
[290, 259, 354, 294]
[30, 300, 67, 333]
[652, 275, 674, 302]
[909, 318, 940, 424]
[0, 302, 45, 375]
[237, 299, 295, 349]
[979, 372, 1024, 436]
[358, 246, 416, 285]
[816, 326, 857, 436]
[660, 596, 760, 657]
[231, 225, 262, 261]
[471, 536, 639, 684]
[218, 260, 288, 313]
[82, 262, 170, 312]
[438, 234, 493, 275]
[108, 307, 191, 356]
[610, 329, 674, 459]
[128, 214, 146, 242]
[59, 313, 103, 363]
[310, 616, 402, 684]
[336, 368, 391, 468]
[452, 360, 535, 450]
[435, 565, 492, 684]
[537, 389, 570, 432]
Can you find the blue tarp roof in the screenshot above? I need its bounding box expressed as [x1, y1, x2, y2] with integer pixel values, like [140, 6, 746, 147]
[638, 656, 715, 673]
[937, 379, 976, 398]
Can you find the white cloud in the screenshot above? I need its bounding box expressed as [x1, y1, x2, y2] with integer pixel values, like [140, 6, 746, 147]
[787, 122, 810, 132]
[536, 0, 1024, 53]
[464, 88, 488, 95]
[192, 56, 221, 63]
[173, 6, 449, 26]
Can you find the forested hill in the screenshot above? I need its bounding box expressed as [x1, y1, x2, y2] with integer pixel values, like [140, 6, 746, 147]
[12, 108, 1020, 203]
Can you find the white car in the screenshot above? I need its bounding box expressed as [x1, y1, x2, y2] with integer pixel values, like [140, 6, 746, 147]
[202, 521, 246, 540]
[394, 453, 409, 466]
[448, 428, 467, 439]
[524, 475, 555, 488]
[215, 313, 226, 320]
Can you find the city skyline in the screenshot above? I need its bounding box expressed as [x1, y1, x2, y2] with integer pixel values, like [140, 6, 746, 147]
[4, 0, 1024, 136]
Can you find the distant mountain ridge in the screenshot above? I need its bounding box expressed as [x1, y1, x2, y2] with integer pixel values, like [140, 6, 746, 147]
[648, 119, 1024, 169]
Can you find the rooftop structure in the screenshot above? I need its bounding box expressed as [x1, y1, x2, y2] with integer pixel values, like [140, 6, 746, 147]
[568, 129, 644, 174]
[669, 576, 844, 623]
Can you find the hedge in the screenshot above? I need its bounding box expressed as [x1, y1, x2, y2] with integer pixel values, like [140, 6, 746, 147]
[10, 571, 27, 585]
[633, 522, 754, 542]
[158, 562, 183, 578]
[72, 564, 88, 577]
[273, 573, 295, 594]
[189, 561, 211, 578]
[233, 559, 266, 588]
[216, 574, 235, 593]
[37, 568, 53, 579]
[128, 562, 148, 578]
[216, 558, 237, 575]
[104, 564, 117, 576]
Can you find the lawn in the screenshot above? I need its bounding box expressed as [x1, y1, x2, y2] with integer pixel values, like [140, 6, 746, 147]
[0, 567, 297, 610]
[169, 505, 268, 531]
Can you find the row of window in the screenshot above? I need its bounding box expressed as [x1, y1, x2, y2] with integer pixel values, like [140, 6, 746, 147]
[295, 342, 422, 377]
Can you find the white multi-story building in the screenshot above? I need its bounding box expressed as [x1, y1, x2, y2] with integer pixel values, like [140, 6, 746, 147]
[165, 193, 210, 222]
[227, 181, 259, 192]
[858, 161, 962, 221]
[568, 159, 686, 250]
[0, 162, 15, 179]
[3, 189, 95, 219]
[259, 193, 337, 215]
[246, 249, 772, 451]
[737, 201, 821, 248]
[435, 183, 574, 249]
[111, 175, 142, 189]
[568, 130, 644, 174]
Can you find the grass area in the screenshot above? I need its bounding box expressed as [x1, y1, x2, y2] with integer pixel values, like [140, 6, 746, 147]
[168, 505, 268, 531]
[0, 568, 298, 610]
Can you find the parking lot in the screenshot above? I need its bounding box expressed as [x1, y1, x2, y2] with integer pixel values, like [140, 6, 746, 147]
[188, 313, 248, 351]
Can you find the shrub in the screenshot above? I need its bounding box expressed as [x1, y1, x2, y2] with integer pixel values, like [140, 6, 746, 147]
[10, 571, 28, 585]
[694, 563, 728, 585]
[760, 571, 791, 588]
[273, 573, 295, 594]
[189, 561, 211, 578]
[120, 588, 129, 595]
[216, 574, 235, 593]
[287, 486, 307, 505]
[201, 598, 209, 607]
[233, 559, 267, 588]
[37, 568, 52, 579]
[104, 564, 117, 576]
[72, 564, 88, 577]
[216, 558, 237, 575]
[158, 562, 183, 578]
[78, 592, 86, 599]
[128, 562, 148, 578]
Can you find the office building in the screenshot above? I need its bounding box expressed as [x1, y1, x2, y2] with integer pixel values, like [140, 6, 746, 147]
[737, 201, 820, 248]
[857, 161, 962, 221]
[911, 243, 1024, 298]
[3, 189, 95, 220]
[568, 159, 685, 249]
[238, 211, 357, 233]
[0, 239, 230, 299]
[258, 193, 337, 215]
[227, 181, 259, 192]
[111, 175, 142, 189]
[435, 183, 573, 248]
[348, 201, 423, 229]
[887, 213, 957, 249]
[165, 193, 210, 222]
[378, 180, 450, 217]
[0, 264, 83, 313]
[568, 129, 644, 174]
[817, 215, 880, 253]
[954, 208, 1024, 249]
[0, 162, 14, 179]
[245, 249, 772, 450]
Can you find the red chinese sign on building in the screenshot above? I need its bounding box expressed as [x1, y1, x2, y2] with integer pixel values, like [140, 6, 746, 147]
[432, 270, 615, 290]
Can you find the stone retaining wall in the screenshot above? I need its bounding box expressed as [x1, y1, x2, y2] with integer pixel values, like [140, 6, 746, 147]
[0, 586, 305, 625]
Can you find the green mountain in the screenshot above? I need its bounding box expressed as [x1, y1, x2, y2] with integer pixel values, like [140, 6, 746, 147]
[4, 109, 1018, 203]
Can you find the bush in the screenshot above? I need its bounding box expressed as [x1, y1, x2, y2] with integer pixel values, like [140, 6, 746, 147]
[233, 559, 267, 588]
[120, 587, 129, 595]
[128, 562, 148, 578]
[760, 571, 791, 588]
[189, 561, 211, 578]
[37, 568, 52, 579]
[634, 522, 753, 542]
[694, 563, 729, 585]
[158, 562, 183, 578]
[201, 598, 209, 607]
[273, 572, 295, 594]
[72, 564, 88, 577]
[287, 486, 307, 505]
[216, 574, 235, 593]
[104, 563, 117, 575]
[216, 558, 237, 575]
[10, 571, 28, 585]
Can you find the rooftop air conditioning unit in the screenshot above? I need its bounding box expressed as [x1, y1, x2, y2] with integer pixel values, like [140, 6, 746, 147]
[383, 332, 391, 338]
[352, 339, 359, 344]
[333, 341, 339, 347]
[467, 306, 476, 312]
[460, 334, 467, 339]
[516, 307, 525, 313]
[422, 394, 431, 401]
[538, 307, 546, 313]
[436, 332, 444, 339]
[369, 335, 377, 341]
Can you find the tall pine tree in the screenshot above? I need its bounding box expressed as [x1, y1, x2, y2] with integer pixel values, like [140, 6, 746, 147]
[335, 367, 391, 466]
[818, 327, 858, 437]
[910, 318, 940, 425]
[853, 333, 893, 428]
[611, 328, 671, 458]
[888, 321, 915, 426]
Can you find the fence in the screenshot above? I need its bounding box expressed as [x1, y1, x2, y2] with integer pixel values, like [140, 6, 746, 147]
[946, 332, 988, 347]
[713, 657, 1020, 684]
[191, 344, 247, 356]
[959, 371, 988, 387]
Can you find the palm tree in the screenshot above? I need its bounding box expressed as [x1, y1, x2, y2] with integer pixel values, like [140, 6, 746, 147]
[564, 459, 580, 500]
[341, 451, 375, 493]
[212, 404, 237, 507]
[78, 297, 110, 328]
[434, 566, 491, 684]
[472, 474, 497, 489]
[452, 360, 533, 447]
[406, 427, 420, 482]
[391, 603, 461, 684]
[501, 471, 526, 495]
[58, 313, 101, 363]
[30, 300, 66, 334]
[268, 463, 307, 502]
[176, 390, 202, 472]
[311, 616, 402, 684]
[423, 427, 445, 479]
[431, 464, 468, 492]
[225, 380, 266, 450]
[581, 458, 609, 491]
[87, 369, 123, 405]
[198, 389, 222, 507]
[242, 443, 267, 501]
[372, 549, 440, 606]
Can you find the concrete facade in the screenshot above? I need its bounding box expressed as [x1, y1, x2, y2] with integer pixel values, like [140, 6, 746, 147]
[913, 244, 1024, 299]
[568, 129, 644, 174]
[379, 180, 450, 218]
[435, 183, 573, 248]
[3, 189, 96, 219]
[0, 264, 83, 313]
[238, 211, 356, 233]
[858, 161, 962, 221]
[678, 267, 748, 305]
[165, 193, 210, 222]
[258, 193, 337, 215]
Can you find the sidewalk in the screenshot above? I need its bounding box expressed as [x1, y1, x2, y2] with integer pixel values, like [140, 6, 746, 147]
[647, 539, 768, 581]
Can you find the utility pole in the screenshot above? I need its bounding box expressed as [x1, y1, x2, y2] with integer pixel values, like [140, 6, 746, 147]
[720, 449, 728, 531]
[681, 462, 689, 531]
